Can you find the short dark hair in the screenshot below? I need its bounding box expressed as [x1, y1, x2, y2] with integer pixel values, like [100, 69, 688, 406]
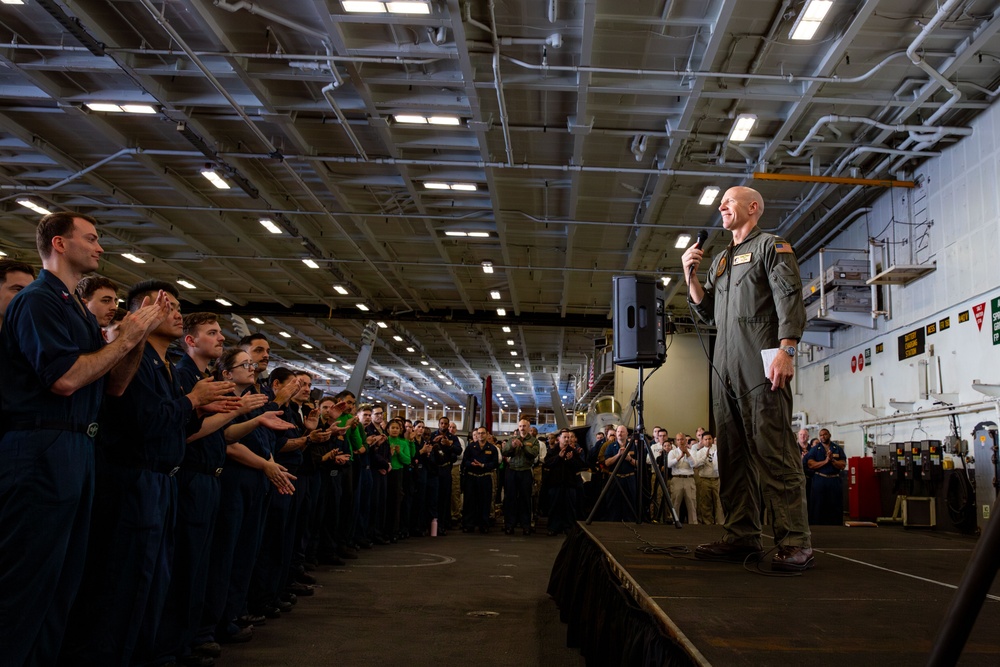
[36, 211, 97, 259]
[318, 395, 337, 407]
[334, 389, 355, 401]
[183, 312, 219, 339]
[75, 275, 117, 300]
[0, 259, 35, 284]
[238, 333, 268, 349]
[294, 370, 312, 380]
[269, 367, 296, 385]
[215, 347, 248, 379]
[126, 279, 177, 312]
[701, 431, 713, 439]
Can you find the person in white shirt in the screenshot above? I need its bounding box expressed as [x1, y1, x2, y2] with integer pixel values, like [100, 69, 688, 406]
[666, 432, 698, 524]
[693, 432, 724, 524]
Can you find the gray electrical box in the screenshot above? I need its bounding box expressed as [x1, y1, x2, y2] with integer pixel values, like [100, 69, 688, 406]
[873, 444, 892, 469]
[972, 421, 999, 532]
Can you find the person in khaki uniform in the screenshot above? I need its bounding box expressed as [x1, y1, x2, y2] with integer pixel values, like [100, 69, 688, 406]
[682, 186, 813, 572]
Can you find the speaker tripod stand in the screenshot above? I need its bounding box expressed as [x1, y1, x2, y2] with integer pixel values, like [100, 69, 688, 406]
[586, 367, 681, 528]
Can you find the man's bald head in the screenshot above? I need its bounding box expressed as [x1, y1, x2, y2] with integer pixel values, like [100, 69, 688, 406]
[728, 186, 764, 217]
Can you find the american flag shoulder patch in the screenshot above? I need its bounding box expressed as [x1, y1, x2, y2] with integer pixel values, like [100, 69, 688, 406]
[774, 241, 793, 254]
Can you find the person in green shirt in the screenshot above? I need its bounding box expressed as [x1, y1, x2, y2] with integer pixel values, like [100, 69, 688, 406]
[386, 419, 411, 543]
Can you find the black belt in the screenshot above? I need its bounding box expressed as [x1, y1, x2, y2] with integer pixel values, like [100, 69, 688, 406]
[5, 419, 99, 438]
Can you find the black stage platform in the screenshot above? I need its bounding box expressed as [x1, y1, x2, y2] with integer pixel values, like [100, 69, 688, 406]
[548, 522, 1000, 666]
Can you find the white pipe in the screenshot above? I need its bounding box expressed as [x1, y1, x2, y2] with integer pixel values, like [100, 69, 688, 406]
[322, 84, 368, 160]
[787, 114, 971, 157]
[906, 0, 964, 126]
[0, 148, 137, 191]
[836, 399, 998, 428]
[214, 0, 328, 41]
[488, 0, 515, 166]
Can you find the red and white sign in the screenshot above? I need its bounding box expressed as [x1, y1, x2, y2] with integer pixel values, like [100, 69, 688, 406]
[974, 303, 987, 331]
[851, 356, 858, 373]
[857, 353, 865, 371]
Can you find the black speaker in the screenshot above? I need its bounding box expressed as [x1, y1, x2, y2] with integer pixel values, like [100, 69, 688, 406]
[612, 275, 666, 369]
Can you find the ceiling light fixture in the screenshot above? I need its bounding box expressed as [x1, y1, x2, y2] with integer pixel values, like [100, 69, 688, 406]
[356, 303, 370, 311]
[698, 186, 720, 206]
[420, 360, 430, 366]
[790, 0, 833, 40]
[490, 291, 501, 300]
[16, 199, 51, 215]
[278, 331, 292, 338]
[406, 346, 415, 352]
[675, 234, 691, 249]
[514, 362, 521, 368]
[333, 285, 349, 295]
[121, 253, 146, 264]
[377, 321, 388, 328]
[467, 231, 490, 238]
[510, 350, 517, 356]
[387, 2, 431, 15]
[176, 279, 197, 289]
[729, 113, 757, 142]
[251, 317, 265, 324]
[393, 335, 403, 342]
[507, 339, 515, 346]
[481, 261, 494, 274]
[200, 168, 230, 190]
[216, 298, 232, 307]
[342, 0, 387, 12]
[121, 104, 157, 114]
[445, 231, 468, 237]
[302, 343, 313, 349]
[423, 182, 478, 191]
[302, 258, 320, 269]
[661, 276, 672, 286]
[497, 308, 506, 316]
[259, 218, 283, 234]
[502, 326, 511, 333]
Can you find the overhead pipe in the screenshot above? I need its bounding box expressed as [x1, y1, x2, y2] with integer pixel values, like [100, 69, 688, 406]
[787, 115, 972, 157]
[501, 50, 942, 87]
[0, 148, 137, 191]
[485, 1, 515, 166]
[906, 0, 964, 127]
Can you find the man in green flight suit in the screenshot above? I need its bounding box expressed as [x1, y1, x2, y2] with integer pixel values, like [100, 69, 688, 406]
[682, 186, 814, 572]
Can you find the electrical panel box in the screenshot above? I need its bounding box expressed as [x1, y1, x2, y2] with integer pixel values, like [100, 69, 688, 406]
[873, 444, 891, 469]
[973, 422, 999, 533]
[921, 440, 944, 483]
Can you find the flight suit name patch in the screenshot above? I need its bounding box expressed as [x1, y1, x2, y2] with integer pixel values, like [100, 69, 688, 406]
[733, 253, 752, 265]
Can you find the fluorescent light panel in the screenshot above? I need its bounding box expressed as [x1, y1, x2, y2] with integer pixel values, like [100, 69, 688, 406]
[216, 298, 232, 307]
[201, 169, 230, 190]
[251, 317, 265, 324]
[121, 253, 146, 264]
[729, 114, 757, 142]
[790, 0, 833, 40]
[259, 218, 283, 234]
[333, 285, 349, 295]
[176, 279, 197, 289]
[698, 186, 720, 206]
[423, 182, 477, 191]
[675, 234, 691, 249]
[302, 258, 320, 269]
[356, 303, 370, 311]
[490, 291, 501, 300]
[481, 261, 494, 274]
[17, 199, 51, 215]
[342, 1, 386, 12]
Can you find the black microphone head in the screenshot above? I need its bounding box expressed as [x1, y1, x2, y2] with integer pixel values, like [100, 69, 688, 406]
[695, 230, 709, 249]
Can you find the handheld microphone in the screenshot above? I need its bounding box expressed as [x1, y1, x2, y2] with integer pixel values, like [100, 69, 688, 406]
[688, 230, 709, 279]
